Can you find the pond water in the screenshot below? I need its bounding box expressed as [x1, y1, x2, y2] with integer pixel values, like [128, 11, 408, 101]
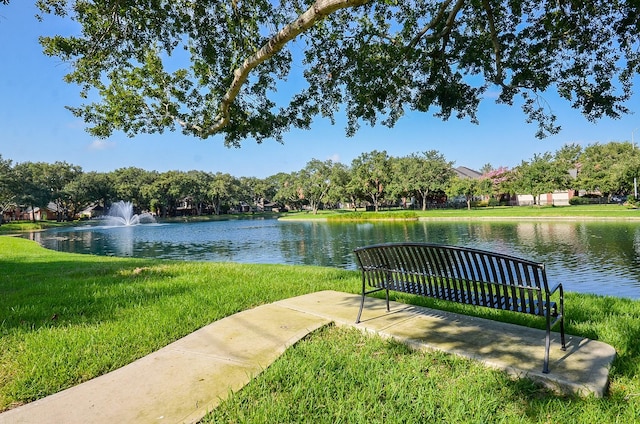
[23, 218, 640, 299]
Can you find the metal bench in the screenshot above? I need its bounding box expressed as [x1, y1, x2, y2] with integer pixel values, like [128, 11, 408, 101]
[353, 242, 565, 373]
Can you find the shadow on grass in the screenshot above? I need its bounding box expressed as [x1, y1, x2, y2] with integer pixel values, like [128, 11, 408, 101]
[0, 257, 186, 332]
[380, 291, 640, 384]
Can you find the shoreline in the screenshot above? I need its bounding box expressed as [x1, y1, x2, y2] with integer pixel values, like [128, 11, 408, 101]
[279, 215, 640, 222]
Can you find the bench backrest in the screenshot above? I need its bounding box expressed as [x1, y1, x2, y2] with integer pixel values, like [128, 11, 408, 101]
[354, 242, 552, 316]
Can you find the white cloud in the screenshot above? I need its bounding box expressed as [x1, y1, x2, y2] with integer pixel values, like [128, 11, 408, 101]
[328, 153, 341, 163]
[88, 139, 116, 150]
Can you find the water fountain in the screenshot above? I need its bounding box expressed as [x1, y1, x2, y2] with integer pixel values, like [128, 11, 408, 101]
[103, 201, 156, 226]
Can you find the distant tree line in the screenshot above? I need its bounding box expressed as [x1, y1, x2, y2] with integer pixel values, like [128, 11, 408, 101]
[1, 141, 639, 222]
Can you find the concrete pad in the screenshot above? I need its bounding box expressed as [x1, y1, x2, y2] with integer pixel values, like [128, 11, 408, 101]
[277, 290, 617, 397]
[0, 304, 331, 424]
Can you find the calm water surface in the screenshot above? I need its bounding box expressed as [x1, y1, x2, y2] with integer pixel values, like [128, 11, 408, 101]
[24, 218, 640, 299]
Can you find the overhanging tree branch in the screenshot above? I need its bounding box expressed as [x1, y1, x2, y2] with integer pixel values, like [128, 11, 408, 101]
[185, 0, 370, 137]
[482, 0, 503, 84]
[17, 0, 638, 143]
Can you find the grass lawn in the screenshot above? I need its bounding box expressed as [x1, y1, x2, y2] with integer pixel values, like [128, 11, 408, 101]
[2, 208, 640, 422]
[280, 203, 640, 221]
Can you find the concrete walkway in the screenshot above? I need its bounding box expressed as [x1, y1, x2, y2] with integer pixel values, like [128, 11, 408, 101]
[0, 290, 616, 424]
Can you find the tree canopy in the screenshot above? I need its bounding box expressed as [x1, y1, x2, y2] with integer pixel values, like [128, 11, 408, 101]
[4, 140, 640, 220]
[5, 1, 640, 146]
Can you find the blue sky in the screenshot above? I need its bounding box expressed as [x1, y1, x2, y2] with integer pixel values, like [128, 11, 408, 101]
[2, 3, 639, 178]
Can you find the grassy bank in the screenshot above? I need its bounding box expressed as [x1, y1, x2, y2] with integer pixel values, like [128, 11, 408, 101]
[1, 236, 640, 422]
[281, 204, 640, 221]
[0, 237, 360, 411]
[0, 220, 75, 234]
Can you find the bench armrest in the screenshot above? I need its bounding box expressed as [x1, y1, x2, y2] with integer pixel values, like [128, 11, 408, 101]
[549, 282, 563, 296]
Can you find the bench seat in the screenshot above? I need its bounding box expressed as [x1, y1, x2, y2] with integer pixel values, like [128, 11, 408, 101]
[354, 242, 565, 373]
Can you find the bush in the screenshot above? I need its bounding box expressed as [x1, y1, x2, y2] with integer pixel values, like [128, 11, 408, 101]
[569, 196, 607, 205]
[469, 200, 489, 208]
[569, 197, 590, 205]
[626, 195, 638, 207]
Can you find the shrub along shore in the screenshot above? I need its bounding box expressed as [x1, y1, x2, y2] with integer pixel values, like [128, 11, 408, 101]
[1, 205, 640, 422]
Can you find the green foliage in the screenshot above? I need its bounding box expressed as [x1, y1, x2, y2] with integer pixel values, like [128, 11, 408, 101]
[470, 199, 489, 208]
[296, 159, 340, 214]
[569, 196, 592, 205]
[5, 0, 637, 144]
[446, 175, 481, 209]
[511, 152, 572, 204]
[5, 140, 640, 220]
[577, 142, 640, 196]
[326, 210, 418, 221]
[349, 150, 392, 211]
[390, 151, 455, 211]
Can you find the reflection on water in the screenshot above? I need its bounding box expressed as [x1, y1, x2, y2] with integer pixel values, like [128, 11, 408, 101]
[23, 218, 640, 299]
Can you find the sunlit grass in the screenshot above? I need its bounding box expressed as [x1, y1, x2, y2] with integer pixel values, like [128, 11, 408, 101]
[2, 235, 640, 422]
[204, 322, 640, 423]
[281, 204, 640, 221]
[0, 236, 360, 411]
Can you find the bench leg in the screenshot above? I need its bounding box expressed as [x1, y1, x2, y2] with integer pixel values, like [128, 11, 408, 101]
[356, 287, 388, 324]
[356, 292, 366, 324]
[560, 315, 566, 351]
[543, 328, 551, 374]
[385, 287, 390, 313]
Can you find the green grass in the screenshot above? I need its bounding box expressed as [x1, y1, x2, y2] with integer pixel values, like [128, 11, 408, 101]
[414, 204, 640, 219]
[2, 234, 640, 422]
[0, 236, 360, 411]
[281, 204, 640, 221]
[203, 290, 640, 423]
[0, 221, 74, 234]
[203, 323, 640, 423]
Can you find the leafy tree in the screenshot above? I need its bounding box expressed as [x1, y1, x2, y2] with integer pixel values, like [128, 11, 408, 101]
[7, 0, 637, 145]
[446, 175, 479, 210]
[349, 150, 391, 212]
[577, 141, 637, 197]
[12, 162, 53, 221]
[479, 163, 494, 175]
[144, 170, 190, 217]
[47, 161, 83, 221]
[207, 172, 242, 215]
[239, 176, 276, 210]
[0, 155, 15, 223]
[110, 167, 156, 210]
[512, 152, 569, 204]
[614, 152, 640, 199]
[481, 166, 512, 199]
[69, 171, 115, 211]
[391, 151, 454, 210]
[554, 143, 582, 172]
[269, 172, 304, 211]
[185, 170, 214, 215]
[325, 162, 350, 208]
[297, 159, 337, 214]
